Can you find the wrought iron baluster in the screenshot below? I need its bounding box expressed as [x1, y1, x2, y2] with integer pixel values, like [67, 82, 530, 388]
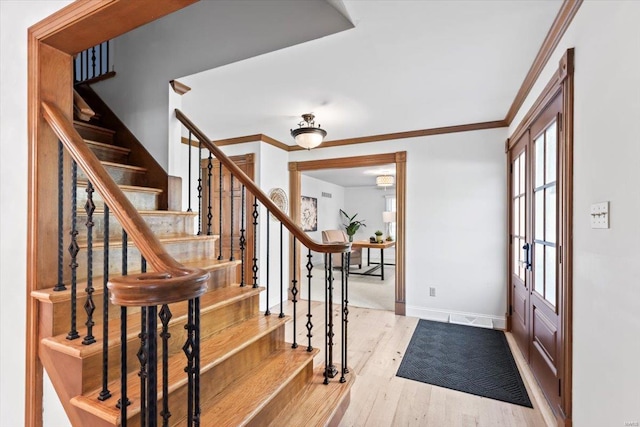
[116, 230, 130, 419]
[252, 198, 259, 288]
[83, 181, 96, 345]
[66, 160, 80, 341]
[160, 305, 172, 426]
[306, 249, 314, 352]
[291, 236, 298, 349]
[279, 223, 284, 318]
[54, 141, 66, 292]
[183, 299, 195, 427]
[239, 185, 246, 287]
[197, 141, 202, 235]
[229, 174, 235, 261]
[216, 161, 222, 257]
[207, 153, 213, 236]
[265, 210, 270, 316]
[138, 307, 148, 427]
[194, 297, 201, 427]
[187, 131, 192, 212]
[147, 306, 158, 427]
[323, 253, 328, 385]
[91, 46, 96, 79]
[83, 50, 87, 82]
[340, 252, 346, 383]
[105, 41, 109, 75]
[343, 252, 350, 378]
[326, 253, 337, 379]
[98, 205, 111, 400]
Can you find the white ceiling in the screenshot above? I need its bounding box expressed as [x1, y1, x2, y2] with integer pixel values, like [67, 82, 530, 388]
[181, 0, 562, 145]
[304, 164, 396, 188]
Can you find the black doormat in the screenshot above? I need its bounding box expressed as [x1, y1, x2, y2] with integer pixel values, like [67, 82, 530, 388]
[396, 319, 532, 408]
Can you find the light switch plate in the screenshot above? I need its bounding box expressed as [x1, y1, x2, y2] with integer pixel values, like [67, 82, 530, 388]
[590, 201, 609, 229]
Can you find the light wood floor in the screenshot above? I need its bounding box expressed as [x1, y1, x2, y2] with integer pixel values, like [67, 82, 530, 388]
[282, 301, 555, 427]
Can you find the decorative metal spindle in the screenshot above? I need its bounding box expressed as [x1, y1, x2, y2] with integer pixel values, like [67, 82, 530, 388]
[117, 230, 130, 417]
[83, 50, 87, 82]
[323, 253, 329, 385]
[138, 307, 148, 427]
[98, 43, 102, 76]
[83, 181, 97, 345]
[194, 297, 201, 427]
[216, 161, 222, 257]
[207, 153, 213, 236]
[91, 46, 96, 79]
[66, 160, 80, 341]
[183, 299, 195, 427]
[141, 256, 147, 273]
[340, 252, 346, 383]
[326, 253, 337, 379]
[197, 141, 203, 235]
[159, 305, 172, 426]
[239, 186, 246, 287]
[306, 249, 314, 352]
[279, 223, 284, 318]
[291, 237, 298, 349]
[98, 205, 111, 400]
[265, 210, 270, 316]
[54, 141, 66, 292]
[343, 252, 350, 377]
[105, 41, 109, 74]
[251, 198, 259, 288]
[229, 174, 235, 261]
[187, 131, 192, 212]
[146, 306, 158, 427]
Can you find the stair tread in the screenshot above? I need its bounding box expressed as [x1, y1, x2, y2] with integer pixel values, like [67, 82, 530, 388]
[74, 120, 115, 135]
[268, 365, 355, 427]
[32, 259, 241, 303]
[84, 139, 130, 154]
[41, 285, 264, 358]
[71, 313, 290, 424]
[177, 346, 317, 427]
[77, 233, 217, 248]
[99, 160, 147, 173]
[78, 180, 163, 194]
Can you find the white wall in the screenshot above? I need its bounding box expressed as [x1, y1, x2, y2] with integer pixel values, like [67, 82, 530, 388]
[343, 187, 395, 262]
[290, 128, 508, 328]
[0, 2, 74, 426]
[300, 175, 346, 264]
[509, 2, 640, 425]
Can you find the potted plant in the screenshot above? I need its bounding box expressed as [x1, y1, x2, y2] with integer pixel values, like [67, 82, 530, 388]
[374, 230, 383, 243]
[340, 209, 366, 242]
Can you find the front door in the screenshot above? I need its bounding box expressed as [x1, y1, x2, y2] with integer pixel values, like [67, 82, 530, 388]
[509, 94, 563, 413]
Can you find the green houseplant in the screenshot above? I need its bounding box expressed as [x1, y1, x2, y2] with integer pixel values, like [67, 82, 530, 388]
[340, 209, 366, 242]
[374, 230, 383, 243]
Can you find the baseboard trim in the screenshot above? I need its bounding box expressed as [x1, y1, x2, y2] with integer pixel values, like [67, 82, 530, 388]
[406, 305, 506, 330]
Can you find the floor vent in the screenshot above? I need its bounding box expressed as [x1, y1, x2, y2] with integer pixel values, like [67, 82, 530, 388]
[449, 314, 493, 329]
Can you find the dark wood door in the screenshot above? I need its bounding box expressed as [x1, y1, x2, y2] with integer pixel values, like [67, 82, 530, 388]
[509, 94, 563, 413]
[201, 154, 255, 285]
[510, 132, 530, 359]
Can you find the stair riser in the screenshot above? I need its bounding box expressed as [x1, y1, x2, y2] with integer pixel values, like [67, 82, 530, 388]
[77, 213, 196, 239]
[78, 164, 146, 187]
[134, 327, 284, 426]
[75, 239, 216, 281]
[75, 123, 114, 145]
[77, 186, 159, 211]
[88, 144, 129, 164]
[81, 294, 259, 394]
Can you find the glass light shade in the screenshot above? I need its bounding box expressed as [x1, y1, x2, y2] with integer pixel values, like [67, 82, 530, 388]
[292, 128, 326, 149]
[376, 175, 395, 187]
[382, 211, 396, 223]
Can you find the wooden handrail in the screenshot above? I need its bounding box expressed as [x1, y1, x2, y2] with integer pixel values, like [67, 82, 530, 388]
[175, 109, 350, 254]
[42, 101, 209, 306]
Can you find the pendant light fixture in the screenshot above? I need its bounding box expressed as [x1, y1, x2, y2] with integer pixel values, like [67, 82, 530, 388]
[291, 113, 327, 149]
[376, 175, 395, 187]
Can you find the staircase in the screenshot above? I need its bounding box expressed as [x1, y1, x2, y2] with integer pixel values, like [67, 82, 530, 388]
[33, 94, 353, 426]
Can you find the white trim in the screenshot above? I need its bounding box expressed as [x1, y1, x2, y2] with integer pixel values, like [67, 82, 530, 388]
[406, 305, 506, 330]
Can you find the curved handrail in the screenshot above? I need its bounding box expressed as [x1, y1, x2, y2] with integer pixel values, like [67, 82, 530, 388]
[175, 109, 350, 254]
[42, 101, 209, 306]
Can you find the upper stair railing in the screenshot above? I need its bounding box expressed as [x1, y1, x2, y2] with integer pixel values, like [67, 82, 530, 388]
[175, 109, 353, 385]
[74, 41, 114, 85]
[42, 101, 209, 426]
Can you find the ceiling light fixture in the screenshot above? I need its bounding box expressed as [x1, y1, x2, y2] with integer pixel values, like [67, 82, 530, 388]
[291, 113, 327, 150]
[376, 175, 394, 187]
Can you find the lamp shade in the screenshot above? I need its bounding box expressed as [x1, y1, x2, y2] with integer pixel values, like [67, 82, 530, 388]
[376, 175, 394, 187]
[382, 211, 396, 223]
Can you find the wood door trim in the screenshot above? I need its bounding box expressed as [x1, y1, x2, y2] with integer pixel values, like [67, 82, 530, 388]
[504, 0, 583, 124]
[506, 49, 574, 426]
[289, 152, 407, 316]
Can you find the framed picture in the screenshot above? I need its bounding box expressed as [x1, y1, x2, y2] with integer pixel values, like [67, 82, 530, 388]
[300, 196, 318, 232]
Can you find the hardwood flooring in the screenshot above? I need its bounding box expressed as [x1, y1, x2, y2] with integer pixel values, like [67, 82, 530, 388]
[282, 301, 554, 427]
